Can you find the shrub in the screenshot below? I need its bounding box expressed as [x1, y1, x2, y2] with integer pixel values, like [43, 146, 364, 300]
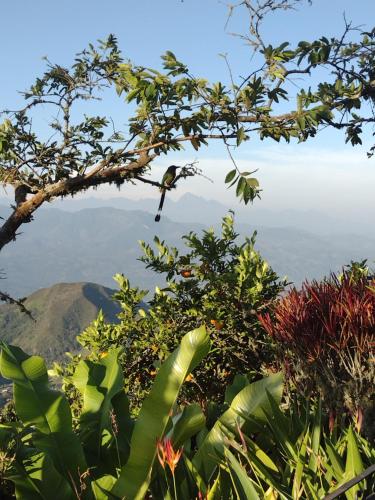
[73, 214, 286, 409]
[259, 271, 375, 439]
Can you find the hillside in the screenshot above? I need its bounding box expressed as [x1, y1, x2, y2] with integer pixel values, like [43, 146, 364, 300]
[0, 282, 120, 363]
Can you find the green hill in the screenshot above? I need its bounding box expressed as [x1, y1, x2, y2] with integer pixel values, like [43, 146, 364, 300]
[0, 282, 120, 363]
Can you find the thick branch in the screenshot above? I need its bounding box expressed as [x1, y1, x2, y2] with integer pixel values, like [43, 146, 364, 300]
[0, 154, 153, 251]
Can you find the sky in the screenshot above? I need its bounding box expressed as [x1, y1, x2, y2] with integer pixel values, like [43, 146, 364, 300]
[1, 0, 375, 216]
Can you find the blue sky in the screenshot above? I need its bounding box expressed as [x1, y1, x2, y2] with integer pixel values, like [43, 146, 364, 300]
[1, 0, 375, 214]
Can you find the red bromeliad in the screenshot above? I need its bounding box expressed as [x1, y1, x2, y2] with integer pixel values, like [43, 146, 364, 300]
[258, 272, 375, 433]
[258, 273, 375, 360]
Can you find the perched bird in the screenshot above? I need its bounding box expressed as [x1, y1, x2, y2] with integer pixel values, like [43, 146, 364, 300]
[14, 184, 30, 207]
[155, 165, 178, 222]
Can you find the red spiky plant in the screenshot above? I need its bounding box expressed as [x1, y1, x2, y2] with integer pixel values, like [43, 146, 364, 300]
[259, 271, 375, 437]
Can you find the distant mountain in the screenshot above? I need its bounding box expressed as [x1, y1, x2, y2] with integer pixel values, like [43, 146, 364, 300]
[36, 193, 375, 237]
[0, 207, 204, 297]
[0, 282, 120, 363]
[1, 199, 375, 297]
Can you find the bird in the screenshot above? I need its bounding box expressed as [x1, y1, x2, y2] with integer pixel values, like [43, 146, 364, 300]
[155, 165, 178, 222]
[14, 184, 30, 207]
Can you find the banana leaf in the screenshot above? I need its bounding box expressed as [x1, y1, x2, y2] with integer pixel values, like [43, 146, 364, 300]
[9, 450, 74, 500]
[72, 348, 131, 472]
[168, 403, 206, 449]
[111, 325, 210, 500]
[193, 372, 283, 483]
[0, 343, 87, 491]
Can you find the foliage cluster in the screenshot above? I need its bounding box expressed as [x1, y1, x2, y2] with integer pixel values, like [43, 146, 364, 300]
[1, 330, 374, 499]
[70, 214, 286, 410]
[1, 3, 375, 260]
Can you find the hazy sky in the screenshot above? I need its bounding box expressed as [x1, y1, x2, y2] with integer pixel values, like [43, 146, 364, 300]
[1, 0, 375, 215]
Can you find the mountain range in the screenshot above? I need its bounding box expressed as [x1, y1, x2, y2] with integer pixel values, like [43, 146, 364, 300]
[0, 194, 374, 298]
[45, 193, 375, 237]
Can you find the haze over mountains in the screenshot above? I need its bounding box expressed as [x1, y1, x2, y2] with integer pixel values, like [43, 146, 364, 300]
[47, 193, 375, 237]
[1, 193, 375, 298]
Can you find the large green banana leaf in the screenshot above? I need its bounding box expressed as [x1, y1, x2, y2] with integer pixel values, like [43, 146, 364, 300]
[193, 372, 283, 483]
[72, 347, 131, 472]
[0, 343, 87, 491]
[111, 325, 210, 500]
[9, 451, 74, 500]
[168, 403, 206, 449]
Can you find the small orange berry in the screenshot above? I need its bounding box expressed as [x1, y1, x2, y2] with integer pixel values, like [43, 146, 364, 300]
[210, 319, 224, 330]
[180, 269, 192, 278]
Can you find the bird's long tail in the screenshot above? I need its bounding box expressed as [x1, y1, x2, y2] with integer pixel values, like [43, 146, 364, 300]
[155, 189, 166, 222]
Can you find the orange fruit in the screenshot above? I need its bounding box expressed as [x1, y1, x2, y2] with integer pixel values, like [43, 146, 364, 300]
[210, 319, 224, 330]
[180, 269, 192, 278]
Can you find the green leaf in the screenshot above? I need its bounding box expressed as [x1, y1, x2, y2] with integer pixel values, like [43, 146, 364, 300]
[91, 475, 117, 499]
[308, 400, 321, 474]
[168, 403, 206, 449]
[182, 454, 209, 496]
[236, 176, 246, 197]
[193, 373, 283, 483]
[246, 177, 259, 188]
[0, 344, 87, 489]
[72, 348, 128, 469]
[225, 448, 261, 499]
[224, 374, 250, 405]
[111, 326, 211, 500]
[225, 169, 237, 184]
[325, 438, 344, 483]
[344, 427, 364, 498]
[10, 451, 74, 500]
[236, 127, 247, 146]
[190, 138, 200, 151]
[292, 430, 309, 500]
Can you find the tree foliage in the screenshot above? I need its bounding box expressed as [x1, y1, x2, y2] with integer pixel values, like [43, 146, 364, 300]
[1, 2, 375, 256]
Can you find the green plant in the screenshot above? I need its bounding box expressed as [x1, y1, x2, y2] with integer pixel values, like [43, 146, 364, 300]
[74, 214, 286, 409]
[2, 335, 374, 499]
[220, 396, 375, 499]
[0, 327, 210, 498]
[0, 327, 287, 499]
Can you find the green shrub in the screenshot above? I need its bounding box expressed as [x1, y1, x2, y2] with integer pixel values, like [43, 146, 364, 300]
[73, 214, 285, 410]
